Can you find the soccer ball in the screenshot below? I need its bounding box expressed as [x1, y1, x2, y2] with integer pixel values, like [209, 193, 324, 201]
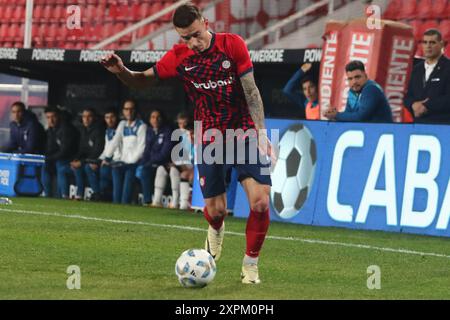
[270, 124, 317, 219]
[175, 249, 217, 288]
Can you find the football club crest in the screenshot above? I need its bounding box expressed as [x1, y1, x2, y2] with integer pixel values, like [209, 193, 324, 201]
[222, 60, 231, 69]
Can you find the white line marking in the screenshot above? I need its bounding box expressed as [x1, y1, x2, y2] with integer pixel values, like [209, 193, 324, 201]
[1, 207, 450, 259]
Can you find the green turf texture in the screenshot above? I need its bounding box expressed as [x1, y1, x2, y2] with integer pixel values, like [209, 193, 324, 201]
[0, 197, 449, 299]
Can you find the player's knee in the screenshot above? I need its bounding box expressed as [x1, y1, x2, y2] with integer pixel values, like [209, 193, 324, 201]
[207, 204, 227, 218]
[250, 196, 269, 213]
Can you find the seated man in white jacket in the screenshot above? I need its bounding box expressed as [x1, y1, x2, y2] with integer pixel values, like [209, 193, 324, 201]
[102, 100, 147, 204]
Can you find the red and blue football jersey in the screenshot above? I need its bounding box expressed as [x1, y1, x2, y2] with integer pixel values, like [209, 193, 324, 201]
[153, 33, 255, 133]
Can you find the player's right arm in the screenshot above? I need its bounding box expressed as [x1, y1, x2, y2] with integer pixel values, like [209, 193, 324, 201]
[100, 53, 158, 89]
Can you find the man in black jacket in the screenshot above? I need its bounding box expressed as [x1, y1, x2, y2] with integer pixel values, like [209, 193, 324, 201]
[42, 106, 79, 198]
[3, 101, 46, 154]
[70, 108, 105, 200]
[404, 29, 450, 123]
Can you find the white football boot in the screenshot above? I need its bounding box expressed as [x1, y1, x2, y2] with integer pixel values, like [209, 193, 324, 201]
[241, 263, 261, 284]
[205, 222, 225, 261]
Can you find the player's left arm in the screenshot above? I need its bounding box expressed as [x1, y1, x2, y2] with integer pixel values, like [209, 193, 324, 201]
[241, 72, 276, 162]
[240, 72, 266, 131]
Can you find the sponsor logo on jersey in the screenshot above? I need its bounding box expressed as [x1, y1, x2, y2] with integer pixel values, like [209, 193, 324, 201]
[191, 77, 234, 90]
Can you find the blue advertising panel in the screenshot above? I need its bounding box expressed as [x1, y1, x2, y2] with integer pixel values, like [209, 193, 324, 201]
[228, 120, 450, 238]
[232, 119, 328, 228]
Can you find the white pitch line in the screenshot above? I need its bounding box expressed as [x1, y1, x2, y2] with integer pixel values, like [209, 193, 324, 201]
[1, 207, 450, 260]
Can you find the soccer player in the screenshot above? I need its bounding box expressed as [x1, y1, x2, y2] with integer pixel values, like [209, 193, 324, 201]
[101, 3, 273, 284]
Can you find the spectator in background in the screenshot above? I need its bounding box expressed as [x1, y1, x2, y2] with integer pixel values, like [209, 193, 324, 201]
[42, 106, 79, 198]
[3, 101, 46, 154]
[282, 63, 320, 120]
[87, 108, 121, 201]
[137, 109, 173, 206]
[102, 99, 147, 204]
[323, 60, 393, 122]
[404, 29, 450, 123]
[168, 112, 194, 210]
[70, 108, 105, 200]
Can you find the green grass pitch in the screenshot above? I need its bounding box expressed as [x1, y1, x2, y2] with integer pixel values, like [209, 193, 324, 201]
[0, 197, 449, 299]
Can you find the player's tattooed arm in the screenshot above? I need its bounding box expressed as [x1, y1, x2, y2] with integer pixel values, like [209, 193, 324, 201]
[240, 72, 266, 131]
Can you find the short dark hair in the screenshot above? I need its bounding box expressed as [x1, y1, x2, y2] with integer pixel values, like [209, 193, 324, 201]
[11, 101, 26, 111]
[44, 106, 60, 114]
[345, 60, 366, 73]
[300, 76, 317, 88]
[177, 112, 189, 120]
[82, 107, 96, 116]
[423, 29, 443, 41]
[104, 107, 118, 117]
[149, 108, 167, 126]
[123, 99, 137, 109]
[173, 3, 203, 28]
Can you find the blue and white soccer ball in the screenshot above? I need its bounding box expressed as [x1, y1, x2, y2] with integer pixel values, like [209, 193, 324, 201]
[175, 249, 217, 288]
[270, 124, 317, 219]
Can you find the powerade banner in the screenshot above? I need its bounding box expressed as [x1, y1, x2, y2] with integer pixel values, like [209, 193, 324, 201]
[0, 48, 322, 65]
[232, 119, 450, 238]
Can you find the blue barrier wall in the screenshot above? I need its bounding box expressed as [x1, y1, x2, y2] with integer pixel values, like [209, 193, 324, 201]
[231, 119, 450, 238]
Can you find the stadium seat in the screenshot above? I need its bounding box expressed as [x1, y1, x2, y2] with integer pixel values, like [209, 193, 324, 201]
[151, 2, 164, 16]
[14, 23, 24, 42]
[42, 5, 52, 22]
[55, 23, 68, 44]
[117, 2, 130, 22]
[445, 43, 450, 56]
[2, 5, 14, 21]
[419, 19, 440, 36]
[33, 5, 43, 21]
[398, 0, 417, 20]
[431, 0, 449, 19]
[0, 24, 8, 40]
[416, 0, 433, 19]
[51, 5, 64, 23]
[89, 24, 103, 42]
[107, 2, 119, 22]
[32, 23, 43, 43]
[65, 42, 75, 49]
[130, 2, 141, 22]
[440, 20, 450, 42]
[12, 5, 25, 23]
[101, 22, 114, 38]
[4, 23, 19, 42]
[139, 2, 151, 20]
[408, 19, 422, 40]
[44, 23, 58, 47]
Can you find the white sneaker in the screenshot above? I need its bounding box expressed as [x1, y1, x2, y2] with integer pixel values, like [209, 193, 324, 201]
[241, 263, 261, 284]
[205, 223, 224, 261]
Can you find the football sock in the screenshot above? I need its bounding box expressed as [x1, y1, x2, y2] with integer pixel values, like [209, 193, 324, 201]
[203, 207, 225, 230]
[152, 166, 168, 205]
[169, 166, 180, 207]
[245, 209, 270, 258]
[243, 255, 259, 266]
[179, 180, 191, 210]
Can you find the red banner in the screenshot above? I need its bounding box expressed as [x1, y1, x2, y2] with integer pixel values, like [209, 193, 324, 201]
[319, 19, 416, 122]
